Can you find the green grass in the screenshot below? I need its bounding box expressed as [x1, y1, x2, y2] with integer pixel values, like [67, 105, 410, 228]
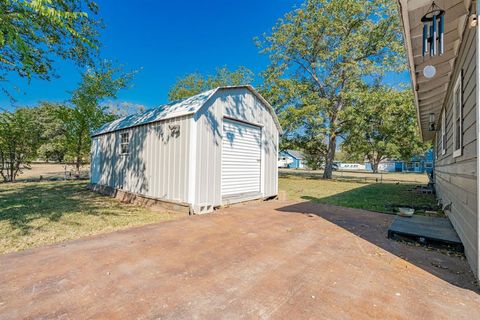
[279, 174, 439, 214]
[0, 181, 179, 254]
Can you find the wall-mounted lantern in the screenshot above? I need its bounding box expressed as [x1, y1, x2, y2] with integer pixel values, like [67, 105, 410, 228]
[422, 1, 445, 57]
[469, 13, 477, 28]
[428, 113, 436, 131]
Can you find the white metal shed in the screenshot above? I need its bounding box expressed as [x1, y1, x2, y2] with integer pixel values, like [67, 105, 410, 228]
[90, 85, 281, 214]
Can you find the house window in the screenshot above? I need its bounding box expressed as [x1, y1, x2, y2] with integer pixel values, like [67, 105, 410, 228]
[441, 109, 446, 155]
[453, 72, 463, 158]
[120, 132, 129, 155]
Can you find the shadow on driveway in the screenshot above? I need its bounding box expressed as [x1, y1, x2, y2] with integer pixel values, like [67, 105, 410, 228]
[275, 201, 479, 293]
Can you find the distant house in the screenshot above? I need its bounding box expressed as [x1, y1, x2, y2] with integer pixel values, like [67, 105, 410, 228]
[278, 154, 293, 168]
[278, 150, 305, 169]
[404, 149, 434, 174]
[365, 150, 434, 173]
[338, 163, 366, 171]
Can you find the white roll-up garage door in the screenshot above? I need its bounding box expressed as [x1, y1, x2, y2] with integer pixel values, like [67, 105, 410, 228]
[221, 118, 262, 199]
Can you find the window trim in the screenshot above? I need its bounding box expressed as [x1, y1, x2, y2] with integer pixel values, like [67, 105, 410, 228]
[452, 72, 463, 158]
[441, 109, 446, 155]
[120, 132, 130, 155]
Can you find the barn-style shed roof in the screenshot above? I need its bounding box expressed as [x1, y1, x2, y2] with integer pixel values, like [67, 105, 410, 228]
[92, 85, 281, 137]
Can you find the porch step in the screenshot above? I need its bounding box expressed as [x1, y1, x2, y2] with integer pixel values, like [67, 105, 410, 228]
[388, 215, 463, 252]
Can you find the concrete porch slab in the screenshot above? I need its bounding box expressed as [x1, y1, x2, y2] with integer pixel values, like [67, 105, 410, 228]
[388, 215, 463, 251]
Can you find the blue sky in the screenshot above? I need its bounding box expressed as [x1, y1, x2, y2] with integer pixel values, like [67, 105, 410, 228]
[2, 0, 409, 110]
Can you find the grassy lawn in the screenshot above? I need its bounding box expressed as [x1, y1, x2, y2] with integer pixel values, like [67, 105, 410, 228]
[280, 168, 429, 184]
[279, 174, 439, 214]
[0, 180, 179, 254]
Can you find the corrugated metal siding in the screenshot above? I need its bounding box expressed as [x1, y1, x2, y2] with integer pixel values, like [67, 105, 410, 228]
[221, 119, 262, 196]
[90, 137, 101, 184]
[91, 115, 191, 203]
[434, 24, 478, 277]
[194, 88, 279, 206]
[192, 97, 223, 206]
[91, 87, 279, 212]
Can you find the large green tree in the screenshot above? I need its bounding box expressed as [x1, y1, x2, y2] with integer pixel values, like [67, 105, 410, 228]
[60, 62, 134, 173]
[34, 102, 68, 162]
[168, 66, 254, 101]
[0, 0, 100, 98]
[0, 108, 41, 182]
[258, 0, 405, 178]
[341, 86, 426, 173]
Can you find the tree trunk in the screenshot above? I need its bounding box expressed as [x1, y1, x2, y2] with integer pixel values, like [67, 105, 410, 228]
[75, 157, 81, 175]
[323, 132, 337, 179]
[323, 104, 341, 180]
[372, 154, 382, 174]
[372, 161, 379, 174]
[75, 131, 83, 177]
[0, 152, 5, 182]
[9, 153, 15, 182]
[75, 155, 82, 178]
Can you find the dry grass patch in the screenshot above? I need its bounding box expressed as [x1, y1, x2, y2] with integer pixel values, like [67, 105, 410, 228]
[0, 181, 179, 254]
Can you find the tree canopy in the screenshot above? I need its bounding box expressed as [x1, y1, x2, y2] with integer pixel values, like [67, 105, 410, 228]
[34, 102, 68, 162]
[168, 66, 254, 101]
[258, 0, 406, 177]
[0, 0, 100, 98]
[60, 61, 135, 172]
[0, 2, 137, 180]
[0, 108, 41, 181]
[341, 86, 427, 173]
[0, 62, 135, 181]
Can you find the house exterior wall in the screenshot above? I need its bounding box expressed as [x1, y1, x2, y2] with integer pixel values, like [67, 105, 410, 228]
[289, 156, 304, 169]
[365, 161, 399, 172]
[278, 151, 293, 168]
[291, 158, 303, 169]
[193, 87, 279, 207]
[402, 161, 423, 173]
[363, 150, 434, 173]
[91, 115, 192, 204]
[434, 23, 478, 277]
[338, 163, 366, 171]
[278, 151, 303, 169]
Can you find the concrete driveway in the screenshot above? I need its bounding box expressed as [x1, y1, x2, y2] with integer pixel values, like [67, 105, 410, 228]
[0, 200, 478, 319]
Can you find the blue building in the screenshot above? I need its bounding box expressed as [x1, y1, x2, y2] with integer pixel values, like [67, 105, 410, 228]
[364, 149, 434, 173]
[401, 149, 434, 173]
[278, 150, 305, 169]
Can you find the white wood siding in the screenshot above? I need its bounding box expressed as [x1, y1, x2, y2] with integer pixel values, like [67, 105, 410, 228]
[434, 23, 478, 277]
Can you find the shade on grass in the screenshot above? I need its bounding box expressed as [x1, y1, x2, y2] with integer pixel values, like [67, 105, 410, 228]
[279, 175, 438, 214]
[0, 181, 178, 254]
